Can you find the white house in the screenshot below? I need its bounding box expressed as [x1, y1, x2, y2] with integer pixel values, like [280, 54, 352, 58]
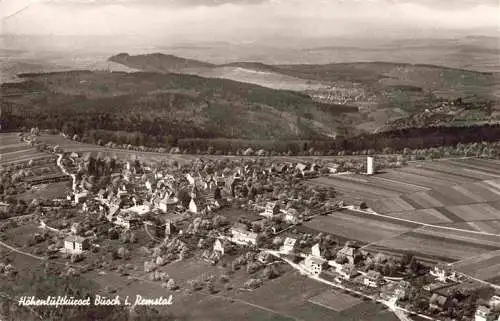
[475, 305, 497, 321]
[145, 180, 153, 192]
[282, 208, 299, 224]
[114, 213, 140, 230]
[63, 236, 89, 254]
[189, 197, 206, 214]
[230, 223, 258, 245]
[295, 163, 308, 175]
[311, 243, 322, 258]
[490, 295, 500, 310]
[213, 239, 225, 255]
[260, 201, 280, 218]
[158, 193, 179, 213]
[74, 191, 88, 204]
[430, 264, 456, 282]
[280, 237, 297, 254]
[304, 255, 325, 276]
[326, 163, 339, 174]
[164, 221, 177, 237]
[328, 260, 344, 274]
[126, 204, 150, 216]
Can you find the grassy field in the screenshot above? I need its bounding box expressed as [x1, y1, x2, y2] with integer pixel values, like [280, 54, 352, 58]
[303, 158, 500, 284]
[452, 250, 500, 285]
[308, 289, 362, 312]
[305, 210, 418, 244]
[15, 181, 70, 202]
[367, 226, 500, 262]
[0, 133, 52, 166]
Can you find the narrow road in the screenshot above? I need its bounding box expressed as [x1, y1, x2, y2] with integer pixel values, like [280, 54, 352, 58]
[0, 240, 47, 261]
[56, 154, 76, 194]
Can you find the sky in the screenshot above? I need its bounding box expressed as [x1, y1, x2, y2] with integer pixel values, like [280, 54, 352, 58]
[0, 0, 499, 41]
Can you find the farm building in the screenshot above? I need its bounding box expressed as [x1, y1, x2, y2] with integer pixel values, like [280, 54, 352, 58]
[230, 223, 258, 245]
[63, 236, 89, 254]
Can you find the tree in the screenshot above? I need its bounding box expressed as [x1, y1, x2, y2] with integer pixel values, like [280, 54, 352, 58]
[261, 265, 280, 279]
[244, 278, 263, 289]
[166, 278, 178, 290]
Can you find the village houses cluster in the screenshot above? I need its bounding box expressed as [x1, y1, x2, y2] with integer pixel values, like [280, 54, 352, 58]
[28, 149, 499, 321]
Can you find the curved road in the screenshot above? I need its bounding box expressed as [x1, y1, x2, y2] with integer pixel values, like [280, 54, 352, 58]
[56, 153, 76, 194]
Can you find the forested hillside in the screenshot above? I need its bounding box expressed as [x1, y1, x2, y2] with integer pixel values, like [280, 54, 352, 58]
[0, 70, 357, 146]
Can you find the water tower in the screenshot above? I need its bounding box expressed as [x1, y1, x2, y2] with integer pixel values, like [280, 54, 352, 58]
[367, 157, 375, 175]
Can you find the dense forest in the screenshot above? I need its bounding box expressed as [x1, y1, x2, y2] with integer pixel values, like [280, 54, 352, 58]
[0, 70, 354, 143]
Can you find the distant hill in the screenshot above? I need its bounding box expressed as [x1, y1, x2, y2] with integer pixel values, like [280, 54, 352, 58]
[1, 70, 358, 147]
[109, 53, 500, 133]
[109, 53, 215, 73]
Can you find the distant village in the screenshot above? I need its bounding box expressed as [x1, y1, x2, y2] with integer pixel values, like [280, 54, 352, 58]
[1, 132, 500, 321]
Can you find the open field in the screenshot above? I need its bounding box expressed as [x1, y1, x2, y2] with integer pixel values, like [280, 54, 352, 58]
[310, 159, 500, 226]
[0, 148, 50, 165]
[308, 289, 362, 312]
[0, 133, 53, 167]
[15, 181, 70, 202]
[371, 225, 500, 260]
[305, 158, 500, 282]
[305, 210, 418, 244]
[90, 261, 396, 321]
[452, 250, 500, 285]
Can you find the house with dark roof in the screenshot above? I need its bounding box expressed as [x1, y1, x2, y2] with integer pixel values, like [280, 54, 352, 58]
[260, 201, 280, 218]
[338, 264, 359, 281]
[429, 293, 449, 312]
[337, 242, 363, 265]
